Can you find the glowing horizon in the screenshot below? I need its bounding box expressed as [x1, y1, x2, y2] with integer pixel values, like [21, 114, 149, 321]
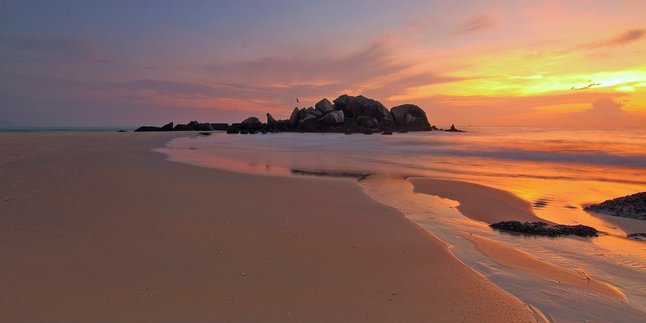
[1, 0, 645, 127]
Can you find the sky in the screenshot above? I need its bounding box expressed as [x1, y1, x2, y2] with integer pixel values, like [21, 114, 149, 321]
[1, 0, 645, 127]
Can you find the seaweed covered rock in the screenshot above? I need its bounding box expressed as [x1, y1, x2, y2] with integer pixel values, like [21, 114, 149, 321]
[490, 221, 598, 237]
[584, 192, 646, 220]
[627, 233, 646, 241]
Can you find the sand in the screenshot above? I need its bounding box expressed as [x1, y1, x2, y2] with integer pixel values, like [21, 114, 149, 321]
[0, 132, 542, 322]
[410, 178, 546, 224]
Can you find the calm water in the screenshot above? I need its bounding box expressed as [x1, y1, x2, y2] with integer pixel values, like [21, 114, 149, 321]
[0, 127, 133, 133]
[158, 127, 646, 321]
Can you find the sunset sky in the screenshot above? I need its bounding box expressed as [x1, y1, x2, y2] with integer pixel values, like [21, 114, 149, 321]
[1, 0, 645, 127]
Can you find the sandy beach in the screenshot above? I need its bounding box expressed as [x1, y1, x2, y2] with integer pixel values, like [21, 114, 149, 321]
[0, 132, 543, 322]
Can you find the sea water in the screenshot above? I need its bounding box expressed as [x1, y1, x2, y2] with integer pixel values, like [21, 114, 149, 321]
[157, 127, 646, 321]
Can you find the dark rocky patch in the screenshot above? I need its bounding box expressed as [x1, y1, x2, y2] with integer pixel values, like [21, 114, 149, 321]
[210, 123, 229, 131]
[290, 168, 371, 180]
[490, 221, 598, 237]
[584, 192, 646, 221]
[627, 233, 646, 241]
[134, 126, 162, 132]
[173, 124, 193, 131]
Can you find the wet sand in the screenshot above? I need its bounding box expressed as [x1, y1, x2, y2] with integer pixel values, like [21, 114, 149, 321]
[0, 132, 542, 322]
[464, 234, 625, 300]
[410, 178, 546, 224]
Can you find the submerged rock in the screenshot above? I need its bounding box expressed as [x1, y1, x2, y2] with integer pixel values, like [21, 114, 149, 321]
[490, 221, 598, 237]
[446, 124, 465, 132]
[584, 192, 646, 221]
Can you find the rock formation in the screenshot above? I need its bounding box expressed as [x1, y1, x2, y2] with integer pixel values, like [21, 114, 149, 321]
[134, 94, 459, 135]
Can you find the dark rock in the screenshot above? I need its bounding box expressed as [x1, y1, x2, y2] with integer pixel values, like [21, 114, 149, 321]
[226, 124, 241, 134]
[390, 104, 432, 131]
[173, 124, 193, 131]
[266, 113, 277, 126]
[333, 94, 390, 119]
[117, 130, 127, 132]
[240, 117, 262, 131]
[382, 130, 393, 135]
[134, 126, 161, 132]
[160, 122, 174, 131]
[240, 129, 249, 134]
[315, 98, 334, 114]
[319, 110, 344, 125]
[297, 114, 319, 132]
[187, 120, 200, 130]
[584, 192, 646, 221]
[289, 107, 300, 127]
[446, 124, 465, 132]
[356, 116, 378, 128]
[210, 123, 229, 131]
[490, 221, 598, 237]
[627, 233, 646, 241]
[198, 132, 212, 136]
[378, 116, 396, 132]
[301, 107, 322, 118]
[196, 123, 213, 131]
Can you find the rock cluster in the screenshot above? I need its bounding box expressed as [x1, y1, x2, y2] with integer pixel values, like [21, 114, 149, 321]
[135, 94, 454, 134]
[584, 192, 646, 221]
[490, 221, 598, 237]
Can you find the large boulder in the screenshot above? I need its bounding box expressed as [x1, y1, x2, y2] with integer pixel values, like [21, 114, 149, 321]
[297, 114, 318, 132]
[240, 117, 262, 131]
[390, 104, 431, 131]
[266, 113, 277, 126]
[320, 110, 344, 125]
[315, 98, 334, 114]
[302, 107, 322, 118]
[333, 95, 390, 119]
[289, 107, 300, 127]
[187, 120, 200, 130]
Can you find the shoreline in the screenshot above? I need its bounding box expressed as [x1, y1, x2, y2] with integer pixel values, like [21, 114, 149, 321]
[0, 132, 542, 322]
